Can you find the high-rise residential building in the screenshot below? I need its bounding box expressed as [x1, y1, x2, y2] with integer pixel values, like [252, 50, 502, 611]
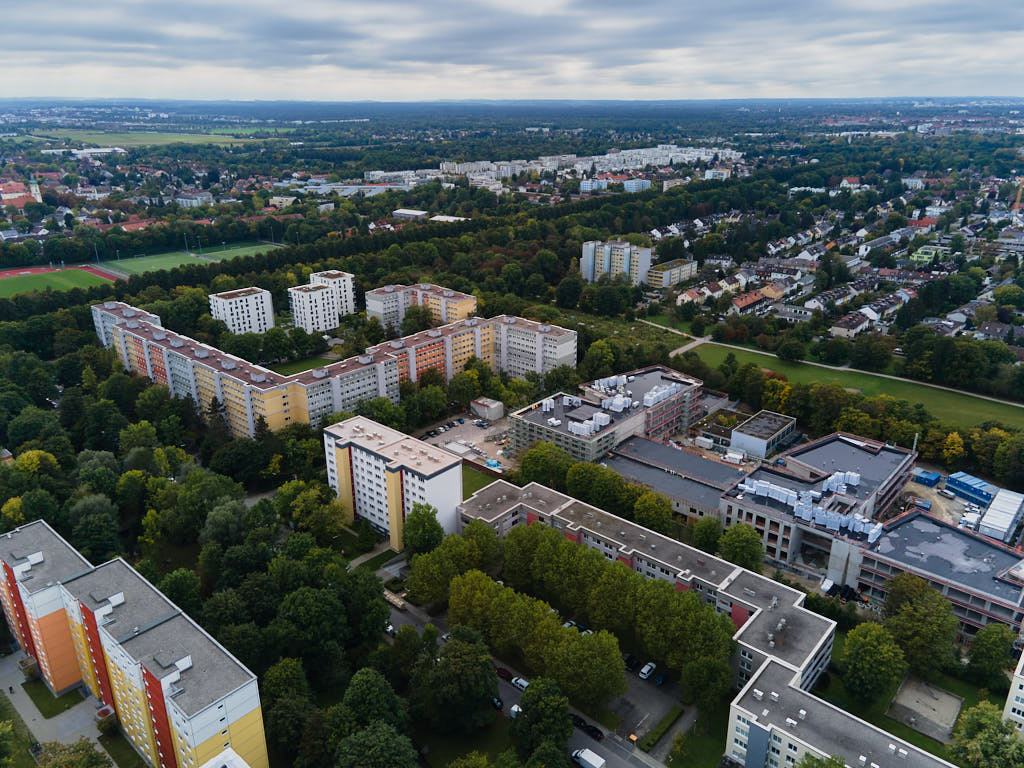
[0, 521, 270, 768]
[457, 481, 953, 768]
[309, 270, 356, 318]
[365, 283, 477, 331]
[324, 416, 462, 549]
[579, 241, 653, 286]
[92, 301, 575, 439]
[288, 284, 339, 334]
[209, 288, 275, 335]
[1005, 655, 1024, 731]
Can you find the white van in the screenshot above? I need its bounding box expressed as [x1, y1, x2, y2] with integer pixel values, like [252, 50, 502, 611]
[511, 676, 529, 691]
[938, 489, 956, 499]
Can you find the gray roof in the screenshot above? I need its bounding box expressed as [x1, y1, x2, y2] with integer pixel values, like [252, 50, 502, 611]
[736, 662, 953, 768]
[784, 434, 913, 498]
[612, 437, 747, 488]
[603, 455, 725, 511]
[734, 410, 796, 440]
[872, 512, 1024, 605]
[0, 522, 92, 595]
[121, 614, 252, 717]
[62, 560, 177, 643]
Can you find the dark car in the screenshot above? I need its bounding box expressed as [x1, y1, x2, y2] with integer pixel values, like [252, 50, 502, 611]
[457, 418, 465, 424]
[622, 654, 641, 672]
[495, 666, 513, 681]
[492, 696, 503, 710]
[584, 724, 604, 741]
[571, 714, 587, 729]
[655, 672, 667, 686]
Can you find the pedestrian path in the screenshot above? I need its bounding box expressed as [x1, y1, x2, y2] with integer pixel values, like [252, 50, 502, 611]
[0, 653, 113, 760]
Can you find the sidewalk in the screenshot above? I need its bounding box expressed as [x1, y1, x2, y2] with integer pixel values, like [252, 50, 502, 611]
[348, 538, 392, 568]
[0, 653, 112, 758]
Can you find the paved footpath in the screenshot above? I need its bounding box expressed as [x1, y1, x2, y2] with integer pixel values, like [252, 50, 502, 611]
[0, 653, 114, 759]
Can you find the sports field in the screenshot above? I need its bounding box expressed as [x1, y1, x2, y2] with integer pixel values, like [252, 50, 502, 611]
[0, 269, 112, 298]
[694, 343, 1024, 431]
[30, 129, 257, 147]
[99, 242, 278, 275]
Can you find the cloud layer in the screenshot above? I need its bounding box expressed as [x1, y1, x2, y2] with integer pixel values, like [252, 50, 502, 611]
[1, 0, 1022, 100]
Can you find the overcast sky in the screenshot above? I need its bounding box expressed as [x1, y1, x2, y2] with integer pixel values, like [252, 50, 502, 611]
[2, 0, 1022, 100]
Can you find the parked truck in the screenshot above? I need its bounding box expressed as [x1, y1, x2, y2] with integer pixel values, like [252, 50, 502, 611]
[571, 748, 606, 768]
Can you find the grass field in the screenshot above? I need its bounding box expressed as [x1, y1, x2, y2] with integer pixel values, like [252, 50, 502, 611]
[21, 678, 82, 718]
[0, 691, 38, 768]
[646, 312, 691, 334]
[98, 732, 147, 768]
[667, 700, 728, 768]
[414, 714, 513, 768]
[463, 464, 497, 499]
[30, 129, 257, 146]
[694, 343, 1024, 430]
[356, 548, 401, 572]
[269, 356, 335, 375]
[100, 241, 278, 275]
[0, 269, 111, 298]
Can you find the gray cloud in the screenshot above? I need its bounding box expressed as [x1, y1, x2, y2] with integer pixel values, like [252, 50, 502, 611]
[0, 0, 1022, 99]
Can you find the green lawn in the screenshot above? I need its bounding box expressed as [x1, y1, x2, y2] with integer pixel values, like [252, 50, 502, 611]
[0, 691, 39, 768]
[646, 312, 691, 334]
[100, 242, 279, 276]
[356, 548, 401, 572]
[0, 269, 111, 298]
[463, 464, 498, 499]
[554, 310, 687, 350]
[694, 343, 1024, 430]
[667, 700, 728, 768]
[98, 732, 147, 768]
[30, 129, 257, 147]
[414, 713, 513, 768]
[21, 678, 82, 718]
[269, 356, 335, 375]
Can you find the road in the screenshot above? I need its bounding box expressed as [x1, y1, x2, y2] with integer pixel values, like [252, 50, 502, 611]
[388, 602, 671, 768]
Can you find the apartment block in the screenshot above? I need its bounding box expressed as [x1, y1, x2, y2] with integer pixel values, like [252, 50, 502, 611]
[0, 522, 270, 768]
[309, 270, 356, 318]
[324, 416, 462, 549]
[1005, 654, 1024, 731]
[645, 258, 697, 289]
[209, 288, 274, 335]
[508, 367, 704, 462]
[287, 284, 339, 334]
[93, 302, 574, 439]
[365, 283, 477, 331]
[580, 241, 653, 286]
[458, 481, 952, 768]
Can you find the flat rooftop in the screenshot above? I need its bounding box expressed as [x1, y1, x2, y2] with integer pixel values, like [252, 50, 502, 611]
[62, 559, 178, 643]
[121, 613, 253, 717]
[734, 410, 796, 440]
[0, 521, 92, 595]
[366, 282, 475, 302]
[324, 415, 461, 477]
[603, 454, 724, 510]
[311, 270, 353, 280]
[737, 662, 953, 768]
[209, 287, 268, 301]
[784, 434, 914, 497]
[613, 437, 747, 488]
[288, 284, 331, 294]
[872, 512, 1024, 605]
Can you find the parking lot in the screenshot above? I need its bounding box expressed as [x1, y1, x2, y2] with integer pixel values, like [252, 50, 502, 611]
[418, 414, 514, 470]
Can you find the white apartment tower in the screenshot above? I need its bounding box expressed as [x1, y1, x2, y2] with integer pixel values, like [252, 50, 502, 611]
[209, 288, 275, 335]
[288, 284, 339, 334]
[309, 271, 356, 319]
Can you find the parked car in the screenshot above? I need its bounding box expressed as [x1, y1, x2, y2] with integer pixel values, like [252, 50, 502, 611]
[639, 662, 656, 680]
[511, 676, 530, 691]
[457, 418, 464, 424]
[495, 666, 513, 681]
[654, 672, 667, 686]
[571, 714, 587, 729]
[581, 629, 593, 636]
[563, 620, 577, 630]
[492, 696, 503, 710]
[510, 704, 522, 719]
[385, 623, 397, 637]
[584, 724, 604, 742]
[622, 654, 641, 672]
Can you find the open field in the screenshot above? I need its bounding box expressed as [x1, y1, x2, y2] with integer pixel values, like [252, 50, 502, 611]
[21, 678, 82, 718]
[269, 356, 335, 375]
[0, 268, 111, 297]
[99, 241, 279, 275]
[463, 464, 497, 499]
[693, 343, 1024, 430]
[30, 129, 257, 146]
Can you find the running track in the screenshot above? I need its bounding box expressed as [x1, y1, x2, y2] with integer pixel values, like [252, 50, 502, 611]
[0, 264, 122, 281]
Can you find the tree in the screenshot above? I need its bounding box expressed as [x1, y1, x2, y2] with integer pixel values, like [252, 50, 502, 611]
[71, 512, 121, 563]
[200, 498, 246, 548]
[968, 622, 1015, 689]
[159, 568, 202, 617]
[340, 668, 408, 734]
[943, 431, 966, 469]
[448, 371, 481, 409]
[633, 492, 673, 534]
[118, 420, 158, 452]
[776, 339, 805, 363]
[334, 721, 418, 768]
[883, 575, 957, 677]
[692, 517, 722, 553]
[519, 442, 574, 492]
[262, 657, 311, 706]
[402, 503, 445, 555]
[555, 276, 583, 309]
[401, 305, 434, 335]
[717, 523, 763, 572]
[951, 701, 1024, 768]
[796, 757, 847, 768]
[513, 677, 571, 755]
[266, 694, 315, 754]
[840, 622, 906, 702]
[411, 625, 497, 734]
[37, 739, 112, 768]
[679, 658, 732, 728]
